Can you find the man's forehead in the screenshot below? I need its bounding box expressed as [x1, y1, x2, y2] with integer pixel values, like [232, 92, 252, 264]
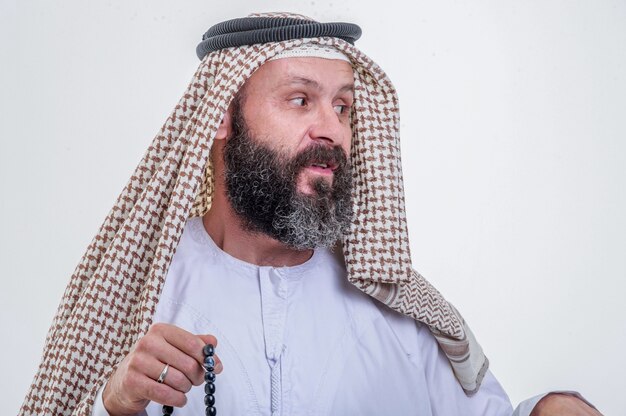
[246, 57, 355, 92]
[278, 73, 355, 94]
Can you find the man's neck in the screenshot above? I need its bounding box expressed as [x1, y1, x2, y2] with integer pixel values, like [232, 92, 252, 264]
[201, 202, 314, 268]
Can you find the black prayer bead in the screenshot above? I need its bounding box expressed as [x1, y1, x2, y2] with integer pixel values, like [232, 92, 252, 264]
[204, 371, 216, 382]
[204, 393, 216, 406]
[162, 405, 173, 414]
[205, 381, 216, 394]
[206, 406, 217, 416]
[203, 344, 215, 356]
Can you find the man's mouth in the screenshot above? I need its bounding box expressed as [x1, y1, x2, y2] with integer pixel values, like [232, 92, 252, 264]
[307, 161, 337, 174]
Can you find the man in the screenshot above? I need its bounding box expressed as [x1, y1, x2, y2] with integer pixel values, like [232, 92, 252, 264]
[21, 12, 600, 416]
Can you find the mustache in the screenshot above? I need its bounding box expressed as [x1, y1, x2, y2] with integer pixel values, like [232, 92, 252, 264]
[288, 144, 349, 172]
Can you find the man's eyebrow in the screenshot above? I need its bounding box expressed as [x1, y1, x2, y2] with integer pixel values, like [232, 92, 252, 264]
[281, 76, 354, 94]
[338, 83, 355, 95]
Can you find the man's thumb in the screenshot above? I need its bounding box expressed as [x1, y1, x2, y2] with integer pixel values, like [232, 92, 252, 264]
[198, 334, 218, 348]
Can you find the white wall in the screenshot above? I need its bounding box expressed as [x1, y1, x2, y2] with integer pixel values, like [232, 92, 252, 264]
[1, 1, 624, 414]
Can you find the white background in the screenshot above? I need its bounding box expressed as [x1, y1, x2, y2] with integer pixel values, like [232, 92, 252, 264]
[1, 1, 624, 414]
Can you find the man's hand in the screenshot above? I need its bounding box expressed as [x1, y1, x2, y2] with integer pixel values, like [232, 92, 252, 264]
[102, 323, 222, 416]
[531, 393, 602, 416]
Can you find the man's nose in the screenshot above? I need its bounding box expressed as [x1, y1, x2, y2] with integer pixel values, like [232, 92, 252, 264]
[308, 104, 348, 147]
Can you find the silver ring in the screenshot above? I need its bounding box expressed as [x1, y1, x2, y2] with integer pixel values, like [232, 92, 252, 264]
[157, 364, 170, 384]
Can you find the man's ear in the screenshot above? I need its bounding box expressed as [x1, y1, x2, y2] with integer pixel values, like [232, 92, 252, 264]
[214, 106, 234, 141]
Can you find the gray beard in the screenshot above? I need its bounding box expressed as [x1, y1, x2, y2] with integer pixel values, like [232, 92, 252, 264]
[222, 103, 353, 250]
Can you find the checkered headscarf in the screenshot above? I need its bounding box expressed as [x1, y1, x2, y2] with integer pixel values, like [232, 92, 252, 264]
[21, 12, 488, 415]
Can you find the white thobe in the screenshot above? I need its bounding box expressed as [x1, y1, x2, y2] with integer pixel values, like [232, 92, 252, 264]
[92, 217, 578, 415]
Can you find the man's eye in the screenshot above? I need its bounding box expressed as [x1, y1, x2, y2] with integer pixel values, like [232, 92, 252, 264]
[334, 104, 349, 114]
[291, 97, 306, 106]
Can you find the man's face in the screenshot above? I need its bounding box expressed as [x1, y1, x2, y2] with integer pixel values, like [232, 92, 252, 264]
[234, 57, 354, 195]
[222, 57, 355, 250]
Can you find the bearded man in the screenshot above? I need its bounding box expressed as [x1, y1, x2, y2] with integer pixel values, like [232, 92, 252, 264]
[21, 12, 600, 416]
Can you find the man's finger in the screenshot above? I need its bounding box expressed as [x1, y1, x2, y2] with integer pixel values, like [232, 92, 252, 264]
[153, 341, 204, 386]
[139, 374, 188, 408]
[198, 334, 218, 349]
[150, 359, 193, 393]
[152, 324, 209, 365]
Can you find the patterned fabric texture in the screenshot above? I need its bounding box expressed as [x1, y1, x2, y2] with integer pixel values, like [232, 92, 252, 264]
[20, 12, 488, 415]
